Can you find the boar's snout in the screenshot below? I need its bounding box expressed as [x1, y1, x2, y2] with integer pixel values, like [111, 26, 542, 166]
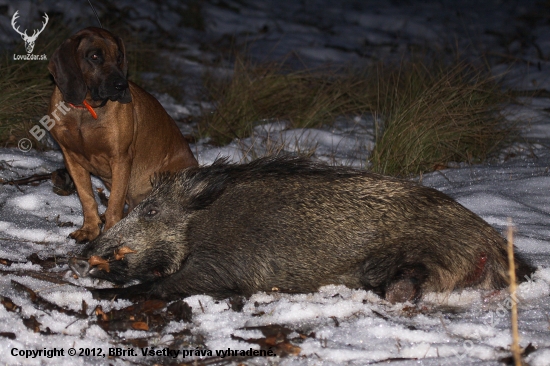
[69, 258, 91, 277]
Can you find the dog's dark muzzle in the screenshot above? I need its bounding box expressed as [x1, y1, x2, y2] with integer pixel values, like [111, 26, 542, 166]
[93, 76, 131, 103]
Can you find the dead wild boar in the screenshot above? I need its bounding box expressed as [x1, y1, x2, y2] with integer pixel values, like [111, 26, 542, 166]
[69, 155, 533, 303]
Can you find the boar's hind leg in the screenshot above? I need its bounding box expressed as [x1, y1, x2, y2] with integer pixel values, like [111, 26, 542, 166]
[361, 262, 428, 303]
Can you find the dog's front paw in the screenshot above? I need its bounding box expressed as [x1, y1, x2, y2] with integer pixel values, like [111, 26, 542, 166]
[69, 226, 101, 243]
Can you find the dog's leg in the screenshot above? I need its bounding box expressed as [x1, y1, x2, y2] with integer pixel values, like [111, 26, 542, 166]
[63, 152, 102, 243]
[103, 158, 132, 231]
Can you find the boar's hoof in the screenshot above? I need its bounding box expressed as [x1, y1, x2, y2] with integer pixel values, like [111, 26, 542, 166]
[69, 258, 90, 277]
[385, 278, 419, 303]
[384, 265, 427, 303]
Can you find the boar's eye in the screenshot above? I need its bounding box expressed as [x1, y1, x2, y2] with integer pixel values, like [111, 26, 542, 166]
[142, 204, 160, 219]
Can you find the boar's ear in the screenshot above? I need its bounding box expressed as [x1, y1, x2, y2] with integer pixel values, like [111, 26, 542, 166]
[187, 179, 227, 210]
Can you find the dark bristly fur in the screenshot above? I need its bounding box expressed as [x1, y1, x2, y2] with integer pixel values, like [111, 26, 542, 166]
[69, 155, 534, 302]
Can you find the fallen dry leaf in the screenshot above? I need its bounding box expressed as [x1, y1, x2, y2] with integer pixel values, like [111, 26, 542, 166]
[114, 246, 137, 261]
[131, 322, 149, 331]
[233, 324, 302, 357]
[89, 256, 110, 272]
[1, 296, 19, 312]
[277, 343, 301, 356]
[23, 315, 41, 333]
[95, 306, 108, 321]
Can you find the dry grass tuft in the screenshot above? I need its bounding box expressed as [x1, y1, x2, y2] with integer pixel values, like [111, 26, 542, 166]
[200, 56, 515, 176]
[370, 60, 514, 176]
[200, 57, 376, 146]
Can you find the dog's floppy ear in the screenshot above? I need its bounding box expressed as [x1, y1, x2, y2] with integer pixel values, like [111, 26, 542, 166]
[48, 37, 87, 105]
[115, 35, 132, 104]
[115, 36, 128, 77]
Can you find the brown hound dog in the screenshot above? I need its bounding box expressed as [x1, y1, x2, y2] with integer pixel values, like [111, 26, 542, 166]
[48, 27, 198, 243]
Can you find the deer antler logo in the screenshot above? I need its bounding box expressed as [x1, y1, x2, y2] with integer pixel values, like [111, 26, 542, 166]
[11, 10, 49, 54]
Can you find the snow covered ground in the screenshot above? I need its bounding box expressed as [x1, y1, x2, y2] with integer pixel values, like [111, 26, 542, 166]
[1, 0, 550, 365]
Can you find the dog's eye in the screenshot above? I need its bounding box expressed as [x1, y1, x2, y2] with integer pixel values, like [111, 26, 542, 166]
[147, 209, 158, 216]
[89, 53, 101, 61]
